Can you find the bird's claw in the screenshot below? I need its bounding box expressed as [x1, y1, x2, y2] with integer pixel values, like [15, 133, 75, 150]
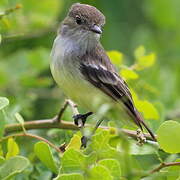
[73, 112, 93, 127]
[136, 129, 146, 146]
[81, 136, 89, 148]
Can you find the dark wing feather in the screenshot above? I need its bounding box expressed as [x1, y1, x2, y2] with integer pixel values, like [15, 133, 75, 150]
[80, 63, 142, 129]
[79, 44, 156, 141]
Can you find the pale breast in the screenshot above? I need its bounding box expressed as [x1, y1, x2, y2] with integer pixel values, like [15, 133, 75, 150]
[50, 35, 109, 111]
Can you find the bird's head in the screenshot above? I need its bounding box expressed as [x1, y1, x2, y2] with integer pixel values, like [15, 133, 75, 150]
[60, 3, 105, 43]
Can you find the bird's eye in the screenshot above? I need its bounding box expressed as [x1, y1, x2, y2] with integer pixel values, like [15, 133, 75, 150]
[75, 16, 82, 25]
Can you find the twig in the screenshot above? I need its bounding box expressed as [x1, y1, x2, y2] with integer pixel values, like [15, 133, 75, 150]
[0, 132, 62, 153]
[56, 100, 69, 123]
[150, 162, 180, 174]
[67, 99, 79, 116]
[66, 99, 84, 128]
[0, 4, 22, 19]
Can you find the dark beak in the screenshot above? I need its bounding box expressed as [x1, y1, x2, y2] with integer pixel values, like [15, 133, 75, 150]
[90, 25, 102, 34]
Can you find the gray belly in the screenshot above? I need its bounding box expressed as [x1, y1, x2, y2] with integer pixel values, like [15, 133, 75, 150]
[50, 56, 110, 112]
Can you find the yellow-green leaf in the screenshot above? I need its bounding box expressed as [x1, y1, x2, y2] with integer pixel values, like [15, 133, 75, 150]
[136, 100, 159, 120]
[134, 45, 146, 59]
[15, 113, 24, 125]
[131, 89, 159, 120]
[34, 141, 58, 174]
[0, 97, 9, 110]
[6, 138, 19, 159]
[120, 68, 139, 80]
[137, 53, 156, 69]
[157, 121, 180, 153]
[0, 144, 3, 157]
[54, 173, 84, 180]
[107, 50, 123, 66]
[66, 134, 81, 151]
[99, 159, 121, 178]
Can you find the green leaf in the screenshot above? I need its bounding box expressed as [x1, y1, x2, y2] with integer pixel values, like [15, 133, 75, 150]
[120, 68, 139, 80]
[0, 156, 5, 166]
[157, 120, 180, 153]
[0, 97, 9, 110]
[88, 165, 113, 180]
[34, 141, 58, 174]
[131, 89, 159, 120]
[66, 134, 81, 151]
[54, 173, 84, 180]
[167, 158, 180, 180]
[6, 138, 19, 159]
[14, 112, 24, 124]
[0, 111, 6, 138]
[136, 100, 159, 120]
[0, 144, 3, 157]
[14, 112, 26, 133]
[99, 159, 121, 179]
[61, 149, 85, 173]
[134, 45, 146, 59]
[107, 50, 123, 66]
[0, 156, 29, 180]
[137, 53, 156, 69]
[129, 142, 155, 155]
[88, 129, 117, 159]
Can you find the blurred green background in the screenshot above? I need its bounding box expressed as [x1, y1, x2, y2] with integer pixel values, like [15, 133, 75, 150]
[1, 0, 180, 179]
[1, 0, 180, 130]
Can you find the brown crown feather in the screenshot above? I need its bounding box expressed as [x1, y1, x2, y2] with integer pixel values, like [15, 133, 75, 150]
[68, 3, 105, 26]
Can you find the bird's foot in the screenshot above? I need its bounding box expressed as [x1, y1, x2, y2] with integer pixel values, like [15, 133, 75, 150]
[136, 129, 146, 146]
[81, 136, 90, 148]
[73, 112, 93, 128]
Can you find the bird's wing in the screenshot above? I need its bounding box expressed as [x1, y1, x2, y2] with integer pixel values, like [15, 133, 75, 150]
[79, 44, 156, 141]
[79, 47, 142, 128]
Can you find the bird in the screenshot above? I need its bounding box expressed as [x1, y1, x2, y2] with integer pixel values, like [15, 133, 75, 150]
[50, 3, 156, 144]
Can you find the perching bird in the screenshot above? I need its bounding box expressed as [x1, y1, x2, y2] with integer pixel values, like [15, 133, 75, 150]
[50, 3, 156, 142]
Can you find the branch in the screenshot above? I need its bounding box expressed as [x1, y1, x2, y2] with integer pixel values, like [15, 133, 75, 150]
[0, 132, 62, 153]
[0, 4, 22, 19]
[4, 118, 156, 141]
[150, 162, 180, 174]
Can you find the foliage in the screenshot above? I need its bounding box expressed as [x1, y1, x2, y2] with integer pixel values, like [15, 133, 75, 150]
[0, 0, 180, 179]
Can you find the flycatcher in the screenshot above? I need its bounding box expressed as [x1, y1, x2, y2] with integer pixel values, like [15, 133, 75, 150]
[50, 3, 156, 141]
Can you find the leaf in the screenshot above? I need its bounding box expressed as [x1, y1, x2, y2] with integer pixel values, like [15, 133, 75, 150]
[61, 149, 86, 173]
[134, 45, 146, 59]
[129, 142, 155, 155]
[6, 138, 19, 159]
[167, 158, 180, 180]
[66, 134, 81, 151]
[34, 141, 58, 174]
[137, 53, 156, 69]
[0, 111, 6, 138]
[0, 156, 5, 166]
[135, 100, 159, 120]
[0, 97, 9, 110]
[88, 129, 117, 159]
[99, 159, 121, 179]
[131, 89, 159, 120]
[0, 34, 2, 44]
[107, 50, 123, 66]
[120, 68, 139, 80]
[157, 120, 180, 153]
[14, 112, 24, 124]
[0, 156, 29, 180]
[14, 112, 26, 133]
[0, 144, 3, 157]
[54, 173, 84, 180]
[88, 165, 113, 180]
